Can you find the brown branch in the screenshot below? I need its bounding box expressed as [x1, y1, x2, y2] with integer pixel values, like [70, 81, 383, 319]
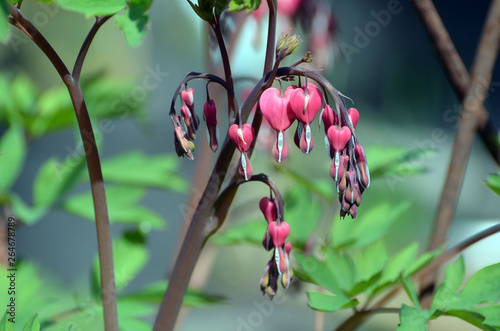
[419, 0, 500, 308]
[411, 0, 500, 165]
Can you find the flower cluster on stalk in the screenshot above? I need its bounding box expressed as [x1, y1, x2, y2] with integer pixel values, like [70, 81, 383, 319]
[169, 22, 370, 300]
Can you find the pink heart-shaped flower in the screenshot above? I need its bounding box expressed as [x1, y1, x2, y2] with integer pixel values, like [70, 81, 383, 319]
[267, 221, 290, 247]
[327, 126, 351, 151]
[259, 197, 278, 223]
[354, 144, 370, 188]
[289, 83, 323, 124]
[181, 87, 194, 107]
[229, 123, 254, 152]
[259, 87, 296, 132]
[348, 108, 359, 130]
[203, 99, 217, 126]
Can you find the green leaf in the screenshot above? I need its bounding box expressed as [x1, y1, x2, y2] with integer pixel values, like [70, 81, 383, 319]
[23, 313, 40, 331]
[0, 126, 26, 193]
[333, 201, 411, 249]
[214, 0, 229, 16]
[451, 262, 500, 310]
[432, 256, 465, 310]
[475, 305, 500, 328]
[293, 252, 343, 295]
[283, 186, 321, 248]
[444, 310, 497, 331]
[0, 311, 14, 331]
[187, 0, 214, 22]
[323, 247, 356, 292]
[55, 0, 127, 15]
[63, 186, 165, 229]
[10, 194, 48, 225]
[210, 220, 263, 245]
[397, 304, 432, 331]
[121, 280, 224, 307]
[353, 241, 387, 282]
[401, 275, 420, 309]
[367, 145, 434, 181]
[0, 0, 9, 42]
[93, 231, 148, 294]
[115, 0, 152, 47]
[371, 242, 419, 296]
[33, 156, 86, 208]
[99, 152, 188, 192]
[228, 0, 261, 12]
[486, 173, 500, 196]
[406, 248, 442, 275]
[306, 291, 358, 312]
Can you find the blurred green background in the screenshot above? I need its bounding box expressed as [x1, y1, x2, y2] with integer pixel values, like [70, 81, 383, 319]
[0, 0, 499, 330]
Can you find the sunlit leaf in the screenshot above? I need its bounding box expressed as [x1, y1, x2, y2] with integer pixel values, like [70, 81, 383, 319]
[22, 313, 40, 331]
[55, 0, 127, 15]
[0, 126, 27, 192]
[323, 247, 355, 292]
[475, 305, 500, 328]
[397, 304, 432, 331]
[333, 201, 410, 248]
[444, 310, 497, 331]
[306, 292, 358, 312]
[63, 186, 164, 229]
[98, 152, 188, 192]
[432, 256, 465, 310]
[115, 0, 152, 47]
[294, 252, 343, 295]
[228, 0, 261, 12]
[401, 275, 420, 309]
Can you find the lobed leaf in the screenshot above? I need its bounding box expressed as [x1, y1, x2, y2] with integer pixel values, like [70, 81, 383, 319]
[397, 304, 432, 331]
[432, 256, 465, 310]
[306, 292, 358, 312]
[228, 0, 261, 12]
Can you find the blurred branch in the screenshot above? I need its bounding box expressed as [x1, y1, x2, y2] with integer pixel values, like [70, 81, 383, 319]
[411, 0, 500, 165]
[418, 0, 500, 308]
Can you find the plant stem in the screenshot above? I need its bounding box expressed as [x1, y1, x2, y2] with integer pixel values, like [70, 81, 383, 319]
[8, 5, 118, 329]
[419, 0, 500, 307]
[411, 0, 500, 165]
[335, 308, 400, 331]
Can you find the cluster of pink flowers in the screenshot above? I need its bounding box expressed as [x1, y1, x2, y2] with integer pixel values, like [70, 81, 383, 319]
[259, 197, 292, 297]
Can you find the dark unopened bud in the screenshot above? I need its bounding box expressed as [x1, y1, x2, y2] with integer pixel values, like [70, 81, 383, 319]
[354, 145, 370, 188]
[203, 99, 218, 152]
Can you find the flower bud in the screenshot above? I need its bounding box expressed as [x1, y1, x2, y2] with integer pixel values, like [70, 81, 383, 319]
[354, 145, 370, 188]
[181, 87, 194, 107]
[259, 197, 278, 223]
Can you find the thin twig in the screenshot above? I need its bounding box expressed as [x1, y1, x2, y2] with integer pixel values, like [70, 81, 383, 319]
[419, 0, 500, 308]
[411, 0, 500, 165]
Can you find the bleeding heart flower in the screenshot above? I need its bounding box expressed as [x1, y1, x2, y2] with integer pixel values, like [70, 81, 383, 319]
[289, 83, 323, 154]
[330, 154, 349, 183]
[260, 87, 296, 132]
[327, 126, 351, 151]
[259, 197, 278, 223]
[267, 221, 290, 247]
[181, 87, 194, 107]
[260, 87, 296, 163]
[348, 108, 359, 130]
[229, 123, 254, 153]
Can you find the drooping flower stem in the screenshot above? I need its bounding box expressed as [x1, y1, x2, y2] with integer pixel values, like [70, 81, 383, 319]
[8, 4, 118, 330]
